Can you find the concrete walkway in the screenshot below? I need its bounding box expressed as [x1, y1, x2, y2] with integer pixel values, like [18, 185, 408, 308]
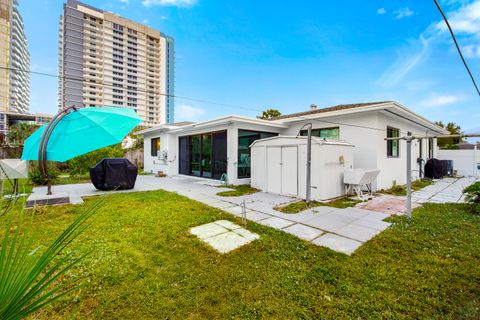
[412, 177, 478, 203]
[357, 177, 478, 215]
[29, 175, 392, 255]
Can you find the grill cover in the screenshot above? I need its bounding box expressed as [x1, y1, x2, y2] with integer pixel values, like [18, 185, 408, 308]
[440, 160, 454, 177]
[424, 158, 443, 179]
[90, 158, 138, 191]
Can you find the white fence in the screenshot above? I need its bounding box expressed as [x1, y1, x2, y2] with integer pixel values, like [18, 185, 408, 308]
[437, 148, 480, 177]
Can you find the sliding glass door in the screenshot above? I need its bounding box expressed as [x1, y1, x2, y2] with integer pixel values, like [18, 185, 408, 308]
[201, 134, 212, 178]
[178, 131, 227, 179]
[191, 135, 201, 176]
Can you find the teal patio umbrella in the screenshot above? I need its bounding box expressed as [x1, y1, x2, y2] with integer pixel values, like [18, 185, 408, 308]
[22, 106, 142, 194]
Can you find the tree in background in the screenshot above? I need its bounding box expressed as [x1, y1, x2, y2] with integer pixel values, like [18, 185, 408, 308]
[258, 109, 281, 120]
[6, 123, 39, 145]
[435, 121, 463, 149]
[66, 144, 124, 176]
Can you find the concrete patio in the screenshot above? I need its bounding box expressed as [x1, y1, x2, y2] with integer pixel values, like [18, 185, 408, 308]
[28, 175, 392, 255]
[357, 176, 478, 215]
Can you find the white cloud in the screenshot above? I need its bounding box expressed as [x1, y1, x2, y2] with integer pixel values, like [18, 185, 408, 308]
[119, 0, 129, 3]
[463, 44, 480, 58]
[175, 105, 205, 121]
[377, 8, 386, 15]
[394, 7, 414, 19]
[142, 0, 196, 7]
[142, 19, 149, 24]
[420, 94, 460, 107]
[435, 0, 480, 34]
[377, 0, 480, 87]
[377, 36, 430, 87]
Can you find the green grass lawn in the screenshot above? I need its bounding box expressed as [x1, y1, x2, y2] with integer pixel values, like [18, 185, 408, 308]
[276, 197, 361, 213]
[382, 179, 434, 196]
[217, 184, 259, 197]
[2, 191, 479, 319]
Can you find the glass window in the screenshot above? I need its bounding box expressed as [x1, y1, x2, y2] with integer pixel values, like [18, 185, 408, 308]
[238, 130, 277, 179]
[151, 137, 160, 156]
[300, 127, 339, 139]
[387, 127, 399, 157]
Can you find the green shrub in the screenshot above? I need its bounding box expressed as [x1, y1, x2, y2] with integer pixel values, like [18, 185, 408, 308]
[28, 162, 59, 185]
[464, 182, 480, 213]
[67, 144, 124, 176]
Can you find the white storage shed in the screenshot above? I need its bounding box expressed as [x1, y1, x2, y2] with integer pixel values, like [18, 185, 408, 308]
[250, 136, 354, 201]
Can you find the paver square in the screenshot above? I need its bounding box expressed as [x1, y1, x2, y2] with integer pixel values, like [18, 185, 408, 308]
[283, 224, 323, 241]
[209, 201, 236, 209]
[307, 214, 353, 232]
[334, 223, 381, 242]
[257, 217, 294, 229]
[233, 228, 260, 241]
[191, 220, 260, 253]
[214, 220, 241, 230]
[203, 231, 251, 253]
[190, 222, 227, 239]
[312, 233, 362, 255]
[225, 206, 251, 216]
[354, 218, 391, 231]
[245, 211, 270, 222]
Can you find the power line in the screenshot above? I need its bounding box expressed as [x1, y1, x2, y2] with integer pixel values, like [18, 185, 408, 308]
[0, 65, 438, 136]
[433, 0, 480, 96]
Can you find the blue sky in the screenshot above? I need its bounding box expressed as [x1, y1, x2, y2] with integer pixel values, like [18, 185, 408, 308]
[20, 0, 480, 133]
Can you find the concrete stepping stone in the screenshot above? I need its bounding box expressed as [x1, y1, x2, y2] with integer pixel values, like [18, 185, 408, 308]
[190, 222, 229, 240]
[234, 228, 260, 241]
[312, 233, 362, 255]
[214, 220, 241, 230]
[203, 232, 251, 253]
[283, 224, 323, 241]
[245, 211, 271, 222]
[224, 206, 252, 216]
[190, 220, 260, 253]
[307, 214, 353, 232]
[334, 223, 381, 242]
[257, 216, 295, 230]
[354, 218, 391, 231]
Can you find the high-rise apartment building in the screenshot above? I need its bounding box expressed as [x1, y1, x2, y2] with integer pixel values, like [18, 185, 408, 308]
[0, 0, 31, 135]
[58, 0, 175, 125]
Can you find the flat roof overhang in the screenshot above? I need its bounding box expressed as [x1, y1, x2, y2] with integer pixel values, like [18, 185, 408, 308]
[271, 102, 447, 135]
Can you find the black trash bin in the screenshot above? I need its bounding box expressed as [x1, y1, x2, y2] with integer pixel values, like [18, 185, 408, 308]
[90, 158, 138, 191]
[424, 158, 443, 179]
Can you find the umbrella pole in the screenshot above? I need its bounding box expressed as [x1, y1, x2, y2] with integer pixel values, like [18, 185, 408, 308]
[38, 106, 75, 195]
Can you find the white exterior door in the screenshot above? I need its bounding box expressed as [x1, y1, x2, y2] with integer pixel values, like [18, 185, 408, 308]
[267, 147, 282, 194]
[266, 146, 298, 196]
[281, 146, 298, 196]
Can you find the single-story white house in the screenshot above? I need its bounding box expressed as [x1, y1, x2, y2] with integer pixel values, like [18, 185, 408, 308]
[137, 101, 447, 193]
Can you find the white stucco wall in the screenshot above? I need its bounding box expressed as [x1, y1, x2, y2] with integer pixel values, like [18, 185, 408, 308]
[278, 110, 439, 190]
[141, 110, 441, 189]
[437, 149, 480, 177]
[142, 121, 283, 185]
[143, 131, 177, 176]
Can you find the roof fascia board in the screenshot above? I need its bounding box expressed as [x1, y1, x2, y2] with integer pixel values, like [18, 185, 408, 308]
[168, 116, 288, 133]
[273, 103, 393, 123]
